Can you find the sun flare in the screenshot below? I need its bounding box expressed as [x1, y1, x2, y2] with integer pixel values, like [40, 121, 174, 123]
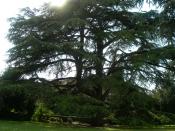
[49, 0, 67, 7]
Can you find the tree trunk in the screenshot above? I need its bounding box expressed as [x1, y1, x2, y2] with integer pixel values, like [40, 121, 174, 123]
[95, 39, 104, 100]
[75, 27, 84, 88]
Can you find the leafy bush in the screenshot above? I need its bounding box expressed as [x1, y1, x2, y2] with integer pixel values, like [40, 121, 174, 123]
[46, 95, 107, 116]
[115, 116, 149, 126]
[32, 101, 54, 121]
[148, 111, 172, 124]
[45, 95, 109, 125]
[0, 80, 47, 120]
[105, 113, 118, 125]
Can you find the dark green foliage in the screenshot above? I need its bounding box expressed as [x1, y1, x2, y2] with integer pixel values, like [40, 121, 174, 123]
[1, 67, 23, 81]
[6, 0, 175, 101]
[148, 111, 172, 125]
[0, 81, 35, 119]
[116, 117, 149, 126]
[0, 80, 56, 120]
[153, 71, 175, 114]
[45, 95, 109, 118]
[2, 0, 175, 126]
[30, 94, 110, 126]
[6, 1, 175, 109]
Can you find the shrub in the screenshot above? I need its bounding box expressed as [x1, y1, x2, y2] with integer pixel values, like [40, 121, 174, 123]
[32, 101, 54, 121]
[148, 111, 172, 124]
[116, 116, 149, 126]
[45, 95, 109, 126]
[0, 80, 43, 120]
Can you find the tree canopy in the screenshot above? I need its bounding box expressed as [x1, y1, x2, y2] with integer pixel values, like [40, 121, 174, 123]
[6, 0, 175, 101]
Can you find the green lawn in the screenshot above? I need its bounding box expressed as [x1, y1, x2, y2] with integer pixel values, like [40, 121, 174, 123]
[0, 121, 175, 131]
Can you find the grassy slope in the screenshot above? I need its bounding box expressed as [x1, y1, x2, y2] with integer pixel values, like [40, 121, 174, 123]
[0, 121, 175, 131]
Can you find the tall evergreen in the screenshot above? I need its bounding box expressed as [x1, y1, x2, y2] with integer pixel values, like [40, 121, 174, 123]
[6, 0, 175, 101]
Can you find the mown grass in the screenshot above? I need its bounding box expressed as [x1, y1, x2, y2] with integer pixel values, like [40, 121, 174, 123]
[0, 121, 175, 131]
